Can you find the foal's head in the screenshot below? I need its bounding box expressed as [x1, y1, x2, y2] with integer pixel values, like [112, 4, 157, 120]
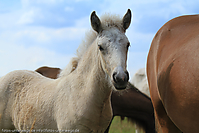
[90, 9, 131, 90]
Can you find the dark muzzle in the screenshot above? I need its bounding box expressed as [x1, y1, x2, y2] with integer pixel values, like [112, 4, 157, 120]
[112, 70, 129, 90]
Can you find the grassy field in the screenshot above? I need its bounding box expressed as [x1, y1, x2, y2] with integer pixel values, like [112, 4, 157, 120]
[109, 116, 145, 133]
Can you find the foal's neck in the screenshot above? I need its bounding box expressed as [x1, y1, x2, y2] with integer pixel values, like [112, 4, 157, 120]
[76, 40, 113, 102]
[71, 40, 113, 131]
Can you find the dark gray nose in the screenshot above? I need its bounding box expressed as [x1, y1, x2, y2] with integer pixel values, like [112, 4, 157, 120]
[112, 70, 129, 90]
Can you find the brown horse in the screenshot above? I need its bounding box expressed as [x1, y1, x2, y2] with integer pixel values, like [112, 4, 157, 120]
[35, 66, 61, 79]
[104, 83, 155, 133]
[36, 66, 156, 133]
[147, 15, 199, 133]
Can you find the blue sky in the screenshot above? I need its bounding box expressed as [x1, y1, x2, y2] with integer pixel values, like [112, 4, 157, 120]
[0, 0, 199, 78]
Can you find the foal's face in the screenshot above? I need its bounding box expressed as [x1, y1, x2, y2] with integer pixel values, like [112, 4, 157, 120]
[97, 28, 130, 90]
[90, 9, 131, 90]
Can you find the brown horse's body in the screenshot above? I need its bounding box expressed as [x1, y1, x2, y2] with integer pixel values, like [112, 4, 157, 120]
[147, 15, 199, 133]
[105, 83, 155, 133]
[35, 66, 61, 79]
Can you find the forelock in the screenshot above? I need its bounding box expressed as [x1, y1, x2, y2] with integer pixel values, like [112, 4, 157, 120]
[100, 13, 124, 32]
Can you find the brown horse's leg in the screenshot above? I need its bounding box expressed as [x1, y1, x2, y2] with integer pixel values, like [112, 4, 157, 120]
[153, 99, 182, 133]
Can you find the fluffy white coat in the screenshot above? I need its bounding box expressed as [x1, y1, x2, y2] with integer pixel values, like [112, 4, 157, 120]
[0, 10, 131, 133]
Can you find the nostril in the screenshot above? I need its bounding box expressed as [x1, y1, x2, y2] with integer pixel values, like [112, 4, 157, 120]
[113, 72, 117, 83]
[125, 71, 129, 81]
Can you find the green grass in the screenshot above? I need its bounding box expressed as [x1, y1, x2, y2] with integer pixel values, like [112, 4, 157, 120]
[109, 116, 145, 133]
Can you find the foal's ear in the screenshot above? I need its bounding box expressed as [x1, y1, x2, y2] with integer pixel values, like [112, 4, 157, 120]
[90, 11, 102, 33]
[122, 9, 132, 30]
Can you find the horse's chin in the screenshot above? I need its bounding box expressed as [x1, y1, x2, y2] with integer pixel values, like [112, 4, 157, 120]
[115, 86, 126, 90]
[113, 82, 128, 90]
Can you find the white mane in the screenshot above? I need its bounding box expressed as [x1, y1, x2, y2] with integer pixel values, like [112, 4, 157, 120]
[59, 13, 123, 77]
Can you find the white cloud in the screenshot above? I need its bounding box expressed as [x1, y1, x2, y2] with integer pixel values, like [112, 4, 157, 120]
[127, 51, 148, 78]
[102, 0, 199, 24]
[126, 29, 154, 49]
[0, 11, 21, 29]
[21, 0, 64, 7]
[17, 9, 39, 25]
[64, 7, 74, 12]
[0, 26, 87, 77]
[0, 12, 88, 77]
[1, 0, 199, 79]
[74, 16, 90, 28]
[74, 0, 91, 2]
[0, 42, 73, 77]
[0, 25, 87, 47]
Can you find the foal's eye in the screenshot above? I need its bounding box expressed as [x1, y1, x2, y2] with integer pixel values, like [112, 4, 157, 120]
[98, 45, 104, 51]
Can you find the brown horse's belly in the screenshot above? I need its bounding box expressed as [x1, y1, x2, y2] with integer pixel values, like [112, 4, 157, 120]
[157, 49, 199, 132]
